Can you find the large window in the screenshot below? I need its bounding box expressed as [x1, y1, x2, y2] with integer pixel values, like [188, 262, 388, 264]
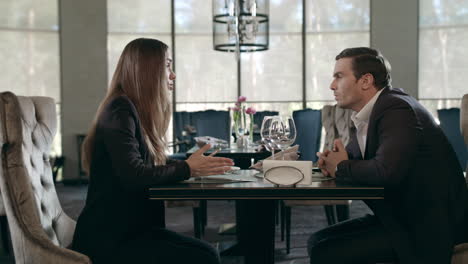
[174, 0, 237, 111]
[107, 0, 173, 143]
[419, 0, 468, 117]
[306, 0, 370, 109]
[107, 0, 172, 81]
[107, 0, 371, 151]
[0, 0, 61, 154]
[241, 0, 303, 115]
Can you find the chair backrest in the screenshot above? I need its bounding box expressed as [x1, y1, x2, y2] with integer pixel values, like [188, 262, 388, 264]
[321, 105, 354, 151]
[253, 111, 279, 130]
[0, 92, 90, 263]
[438, 108, 468, 171]
[292, 109, 322, 162]
[192, 110, 230, 142]
[173, 111, 194, 152]
[462, 94, 468, 175]
[252, 111, 279, 142]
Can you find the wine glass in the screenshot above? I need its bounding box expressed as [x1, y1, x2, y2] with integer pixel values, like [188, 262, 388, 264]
[269, 116, 296, 160]
[260, 116, 279, 159]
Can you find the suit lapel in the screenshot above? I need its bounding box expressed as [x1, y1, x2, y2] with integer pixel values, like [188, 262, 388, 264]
[346, 127, 363, 160]
[363, 87, 391, 159]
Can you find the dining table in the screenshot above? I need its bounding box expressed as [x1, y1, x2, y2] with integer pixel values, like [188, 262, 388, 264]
[149, 170, 384, 264]
[186, 144, 271, 169]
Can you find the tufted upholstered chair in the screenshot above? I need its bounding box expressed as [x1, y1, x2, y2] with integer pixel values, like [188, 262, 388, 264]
[282, 104, 354, 254]
[0, 92, 91, 264]
[452, 93, 468, 264]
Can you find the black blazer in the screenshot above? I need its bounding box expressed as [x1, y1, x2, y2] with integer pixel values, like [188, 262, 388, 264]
[337, 87, 468, 264]
[72, 95, 190, 261]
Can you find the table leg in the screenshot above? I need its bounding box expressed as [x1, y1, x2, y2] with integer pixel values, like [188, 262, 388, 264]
[237, 199, 276, 264]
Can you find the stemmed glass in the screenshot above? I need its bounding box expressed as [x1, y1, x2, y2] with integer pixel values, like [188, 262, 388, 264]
[269, 116, 296, 160]
[260, 116, 279, 159]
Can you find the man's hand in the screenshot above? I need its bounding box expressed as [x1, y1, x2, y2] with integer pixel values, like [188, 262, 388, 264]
[186, 144, 234, 177]
[317, 139, 349, 177]
[316, 149, 331, 176]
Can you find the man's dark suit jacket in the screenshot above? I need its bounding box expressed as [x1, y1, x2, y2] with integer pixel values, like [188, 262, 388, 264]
[336, 87, 468, 264]
[72, 95, 190, 262]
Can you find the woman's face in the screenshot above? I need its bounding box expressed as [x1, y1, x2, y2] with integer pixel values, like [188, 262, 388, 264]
[166, 50, 176, 91]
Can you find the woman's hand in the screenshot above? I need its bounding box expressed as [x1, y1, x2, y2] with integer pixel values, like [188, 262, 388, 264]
[186, 144, 234, 177]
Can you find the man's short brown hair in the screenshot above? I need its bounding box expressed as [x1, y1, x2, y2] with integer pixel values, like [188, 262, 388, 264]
[336, 47, 392, 90]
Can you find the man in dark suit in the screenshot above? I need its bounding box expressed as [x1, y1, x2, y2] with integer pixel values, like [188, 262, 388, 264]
[308, 47, 468, 264]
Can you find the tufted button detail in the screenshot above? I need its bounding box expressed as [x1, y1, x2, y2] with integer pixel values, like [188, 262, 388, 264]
[30, 157, 35, 168]
[40, 203, 46, 214]
[40, 177, 46, 188]
[43, 154, 49, 162]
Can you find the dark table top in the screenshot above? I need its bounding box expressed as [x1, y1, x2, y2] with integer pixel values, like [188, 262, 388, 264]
[186, 145, 271, 165]
[149, 170, 384, 200]
[187, 144, 267, 155]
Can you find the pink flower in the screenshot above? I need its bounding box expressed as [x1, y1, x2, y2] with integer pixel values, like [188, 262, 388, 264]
[231, 106, 241, 112]
[246, 107, 256, 115]
[237, 96, 247, 103]
[235, 102, 241, 107]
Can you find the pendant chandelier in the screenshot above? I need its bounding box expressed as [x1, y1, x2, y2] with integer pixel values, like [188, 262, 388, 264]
[213, 0, 269, 58]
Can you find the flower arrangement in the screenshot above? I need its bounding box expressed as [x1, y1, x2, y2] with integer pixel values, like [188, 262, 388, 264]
[230, 96, 256, 142]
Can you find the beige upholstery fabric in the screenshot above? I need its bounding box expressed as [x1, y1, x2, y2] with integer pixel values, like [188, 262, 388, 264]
[322, 104, 354, 151]
[0, 92, 90, 264]
[452, 94, 468, 264]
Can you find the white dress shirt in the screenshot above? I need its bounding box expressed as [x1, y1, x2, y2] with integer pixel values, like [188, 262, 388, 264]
[350, 89, 384, 158]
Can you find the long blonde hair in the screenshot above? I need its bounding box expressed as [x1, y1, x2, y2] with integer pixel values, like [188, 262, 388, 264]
[82, 38, 171, 174]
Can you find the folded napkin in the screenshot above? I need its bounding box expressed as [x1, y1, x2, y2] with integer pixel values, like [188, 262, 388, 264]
[250, 145, 300, 171]
[263, 160, 313, 185]
[194, 136, 228, 148]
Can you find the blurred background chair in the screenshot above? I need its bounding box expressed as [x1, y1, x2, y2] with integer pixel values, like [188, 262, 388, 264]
[192, 110, 230, 142]
[0, 91, 90, 263]
[252, 111, 279, 142]
[167, 110, 231, 239]
[281, 105, 353, 253]
[452, 93, 468, 264]
[438, 108, 468, 171]
[292, 109, 322, 162]
[169, 111, 195, 161]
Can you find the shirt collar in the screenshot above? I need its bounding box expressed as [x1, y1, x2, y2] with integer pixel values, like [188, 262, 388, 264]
[351, 88, 384, 126]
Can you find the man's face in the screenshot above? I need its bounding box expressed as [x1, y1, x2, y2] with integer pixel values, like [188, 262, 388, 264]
[330, 58, 364, 111]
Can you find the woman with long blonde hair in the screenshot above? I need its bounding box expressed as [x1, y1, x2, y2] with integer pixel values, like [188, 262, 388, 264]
[72, 38, 233, 264]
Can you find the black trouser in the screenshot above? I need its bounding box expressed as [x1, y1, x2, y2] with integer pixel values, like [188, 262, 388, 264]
[109, 227, 220, 264]
[308, 214, 398, 264]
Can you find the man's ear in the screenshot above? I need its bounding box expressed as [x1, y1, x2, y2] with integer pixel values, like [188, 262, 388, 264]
[360, 73, 374, 90]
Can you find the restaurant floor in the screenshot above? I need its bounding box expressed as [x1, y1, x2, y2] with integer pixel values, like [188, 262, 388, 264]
[0, 183, 372, 264]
